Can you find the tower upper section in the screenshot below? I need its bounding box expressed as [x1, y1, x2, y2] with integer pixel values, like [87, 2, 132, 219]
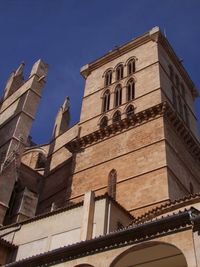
[79, 27, 198, 138]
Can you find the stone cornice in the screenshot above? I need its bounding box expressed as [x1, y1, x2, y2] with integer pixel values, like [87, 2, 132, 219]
[80, 26, 198, 98]
[164, 103, 200, 163]
[66, 101, 200, 164]
[80, 26, 164, 78]
[66, 102, 166, 152]
[80, 31, 150, 78]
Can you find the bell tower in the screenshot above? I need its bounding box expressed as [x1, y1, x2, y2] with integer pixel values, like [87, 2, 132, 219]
[67, 27, 200, 216]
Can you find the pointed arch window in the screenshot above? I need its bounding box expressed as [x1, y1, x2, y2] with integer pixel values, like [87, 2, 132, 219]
[127, 80, 135, 101]
[113, 110, 121, 123]
[127, 59, 135, 75]
[116, 64, 124, 81]
[114, 85, 122, 107]
[108, 169, 117, 199]
[105, 70, 112, 86]
[126, 105, 134, 118]
[102, 90, 110, 112]
[100, 116, 108, 128]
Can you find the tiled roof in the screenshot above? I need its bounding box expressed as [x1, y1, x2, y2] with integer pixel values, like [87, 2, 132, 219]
[5, 207, 199, 267]
[133, 193, 200, 224]
[0, 237, 17, 249]
[0, 193, 133, 231]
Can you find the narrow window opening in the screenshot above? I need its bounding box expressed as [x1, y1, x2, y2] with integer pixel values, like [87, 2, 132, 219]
[100, 116, 108, 128]
[105, 70, 112, 86]
[127, 80, 135, 101]
[108, 169, 117, 199]
[126, 105, 134, 118]
[113, 110, 121, 123]
[127, 59, 135, 75]
[116, 65, 124, 81]
[114, 86, 122, 107]
[102, 90, 110, 112]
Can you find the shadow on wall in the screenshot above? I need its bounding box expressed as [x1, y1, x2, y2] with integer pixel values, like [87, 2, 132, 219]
[109, 241, 188, 267]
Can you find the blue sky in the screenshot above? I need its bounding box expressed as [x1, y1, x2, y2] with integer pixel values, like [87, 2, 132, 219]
[0, 0, 199, 144]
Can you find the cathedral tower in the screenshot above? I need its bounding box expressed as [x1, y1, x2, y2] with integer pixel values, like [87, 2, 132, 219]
[66, 27, 200, 216]
[0, 60, 48, 224]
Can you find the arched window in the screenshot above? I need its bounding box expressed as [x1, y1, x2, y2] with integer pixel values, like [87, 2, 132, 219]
[116, 64, 124, 81]
[127, 80, 135, 101]
[126, 105, 134, 118]
[114, 85, 122, 107]
[108, 169, 117, 199]
[113, 110, 121, 123]
[127, 59, 135, 75]
[102, 90, 110, 112]
[100, 116, 108, 128]
[105, 70, 112, 86]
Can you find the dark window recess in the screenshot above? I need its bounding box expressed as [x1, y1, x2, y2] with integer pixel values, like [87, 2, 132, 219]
[127, 59, 135, 75]
[108, 169, 117, 199]
[127, 80, 135, 101]
[114, 86, 122, 107]
[100, 116, 108, 128]
[36, 153, 46, 169]
[113, 110, 121, 123]
[102, 90, 110, 112]
[105, 70, 112, 86]
[126, 105, 134, 118]
[116, 65, 124, 81]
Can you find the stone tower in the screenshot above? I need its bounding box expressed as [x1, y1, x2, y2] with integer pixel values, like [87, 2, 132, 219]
[66, 26, 200, 216]
[0, 59, 48, 225]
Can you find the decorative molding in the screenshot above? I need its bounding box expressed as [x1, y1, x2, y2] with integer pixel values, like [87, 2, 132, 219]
[66, 101, 200, 165]
[66, 102, 166, 152]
